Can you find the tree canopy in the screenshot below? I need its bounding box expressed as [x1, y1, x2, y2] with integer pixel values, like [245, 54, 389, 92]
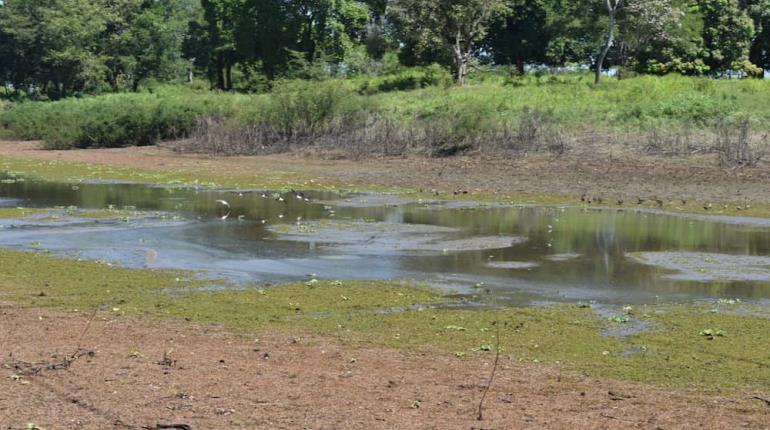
[1, 0, 768, 96]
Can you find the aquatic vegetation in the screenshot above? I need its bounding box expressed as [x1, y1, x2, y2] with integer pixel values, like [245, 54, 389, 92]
[699, 328, 726, 338]
[0, 206, 145, 222]
[608, 315, 631, 324]
[0, 208, 44, 219]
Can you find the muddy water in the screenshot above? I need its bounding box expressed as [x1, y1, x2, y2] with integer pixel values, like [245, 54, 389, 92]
[2, 175, 770, 306]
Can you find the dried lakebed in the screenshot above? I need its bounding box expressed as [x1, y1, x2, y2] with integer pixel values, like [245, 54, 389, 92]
[2, 174, 770, 306]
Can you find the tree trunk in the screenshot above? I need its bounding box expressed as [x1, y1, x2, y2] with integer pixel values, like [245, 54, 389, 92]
[225, 62, 233, 91]
[595, 0, 619, 86]
[216, 54, 225, 90]
[452, 32, 470, 86]
[456, 58, 468, 86]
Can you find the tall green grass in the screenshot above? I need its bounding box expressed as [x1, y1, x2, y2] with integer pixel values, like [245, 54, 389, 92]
[2, 73, 770, 154]
[0, 88, 244, 149]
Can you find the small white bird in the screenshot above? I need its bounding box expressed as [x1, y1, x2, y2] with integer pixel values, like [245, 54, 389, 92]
[216, 200, 231, 220]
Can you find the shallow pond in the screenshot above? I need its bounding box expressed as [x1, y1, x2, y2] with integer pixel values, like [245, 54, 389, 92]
[2, 174, 770, 306]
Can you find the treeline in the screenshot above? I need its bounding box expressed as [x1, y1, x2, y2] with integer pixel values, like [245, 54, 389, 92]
[0, 0, 769, 97]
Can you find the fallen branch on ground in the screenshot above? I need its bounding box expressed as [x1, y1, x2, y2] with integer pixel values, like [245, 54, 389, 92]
[5, 308, 98, 376]
[142, 424, 192, 430]
[8, 348, 95, 376]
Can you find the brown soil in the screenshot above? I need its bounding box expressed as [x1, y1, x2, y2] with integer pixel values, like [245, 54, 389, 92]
[2, 305, 769, 430]
[1, 140, 770, 204]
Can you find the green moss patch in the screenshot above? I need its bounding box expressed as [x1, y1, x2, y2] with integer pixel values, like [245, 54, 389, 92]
[0, 248, 768, 393]
[0, 157, 342, 192]
[0, 206, 144, 221]
[0, 208, 45, 219]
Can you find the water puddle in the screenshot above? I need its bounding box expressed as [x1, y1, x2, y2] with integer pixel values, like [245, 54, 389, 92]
[2, 173, 770, 306]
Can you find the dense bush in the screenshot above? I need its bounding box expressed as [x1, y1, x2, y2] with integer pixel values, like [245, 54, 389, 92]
[356, 65, 452, 95]
[0, 89, 241, 149]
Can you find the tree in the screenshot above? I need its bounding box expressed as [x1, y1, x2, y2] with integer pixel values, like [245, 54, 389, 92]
[186, 0, 372, 86]
[102, 0, 199, 91]
[389, 0, 509, 85]
[699, 0, 756, 75]
[594, 0, 622, 85]
[0, 0, 108, 97]
[541, 0, 603, 68]
[742, 0, 770, 73]
[0, 0, 198, 97]
[614, 0, 685, 75]
[191, 0, 239, 90]
[486, 0, 549, 74]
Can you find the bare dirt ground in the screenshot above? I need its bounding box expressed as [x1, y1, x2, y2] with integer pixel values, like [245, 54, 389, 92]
[1, 140, 770, 204]
[2, 305, 769, 430]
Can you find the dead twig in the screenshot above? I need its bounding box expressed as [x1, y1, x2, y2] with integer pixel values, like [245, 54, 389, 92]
[142, 424, 192, 430]
[751, 396, 770, 407]
[477, 322, 501, 421]
[7, 309, 99, 376]
[10, 349, 94, 376]
[156, 348, 177, 367]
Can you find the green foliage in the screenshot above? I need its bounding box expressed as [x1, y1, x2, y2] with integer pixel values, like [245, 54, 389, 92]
[745, 0, 770, 71]
[4, 72, 770, 152]
[247, 79, 373, 134]
[2, 0, 769, 94]
[699, 0, 756, 74]
[356, 64, 452, 94]
[0, 0, 197, 98]
[0, 87, 239, 148]
[388, 0, 510, 84]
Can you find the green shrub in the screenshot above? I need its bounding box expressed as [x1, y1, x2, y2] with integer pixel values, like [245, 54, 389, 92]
[357, 65, 452, 95]
[233, 79, 377, 134]
[3, 73, 770, 154]
[655, 93, 733, 126]
[0, 88, 241, 149]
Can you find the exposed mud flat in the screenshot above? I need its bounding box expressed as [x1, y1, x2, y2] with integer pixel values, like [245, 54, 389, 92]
[486, 261, 539, 269]
[318, 193, 426, 208]
[269, 220, 526, 254]
[628, 252, 770, 282]
[544, 253, 582, 262]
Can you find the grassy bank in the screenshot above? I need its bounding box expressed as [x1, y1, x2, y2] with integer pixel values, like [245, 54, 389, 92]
[2, 73, 769, 161]
[1, 247, 768, 393]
